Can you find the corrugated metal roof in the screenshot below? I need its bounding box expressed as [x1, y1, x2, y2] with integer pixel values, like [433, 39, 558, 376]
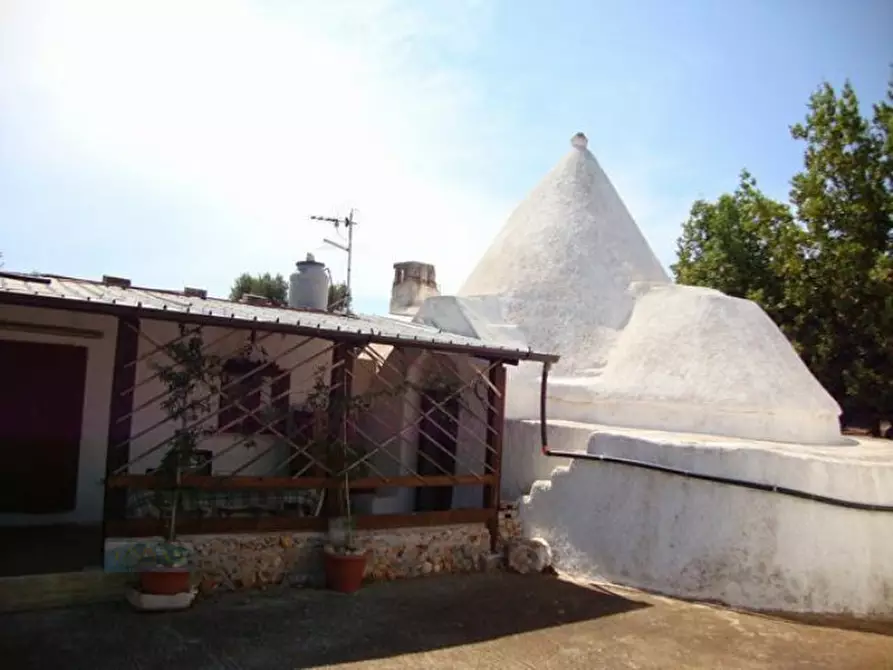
[0, 272, 558, 363]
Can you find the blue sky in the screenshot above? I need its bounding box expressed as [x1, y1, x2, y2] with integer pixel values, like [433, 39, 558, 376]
[1, 0, 891, 315]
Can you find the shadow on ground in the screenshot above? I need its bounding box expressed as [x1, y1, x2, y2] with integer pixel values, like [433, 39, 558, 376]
[0, 525, 103, 576]
[0, 572, 649, 669]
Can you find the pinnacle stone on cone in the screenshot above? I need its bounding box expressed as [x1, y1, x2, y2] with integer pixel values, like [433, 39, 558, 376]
[459, 132, 669, 374]
[458, 133, 843, 445]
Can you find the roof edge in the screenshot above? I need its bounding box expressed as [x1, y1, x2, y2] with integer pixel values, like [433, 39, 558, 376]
[0, 287, 559, 364]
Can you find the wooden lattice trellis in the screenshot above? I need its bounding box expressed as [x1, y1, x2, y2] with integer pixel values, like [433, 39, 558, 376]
[104, 318, 510, 547]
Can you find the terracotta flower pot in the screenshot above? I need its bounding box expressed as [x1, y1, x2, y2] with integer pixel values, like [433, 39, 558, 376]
[324, 550, 368, 594]
[139, 567, 192, 596]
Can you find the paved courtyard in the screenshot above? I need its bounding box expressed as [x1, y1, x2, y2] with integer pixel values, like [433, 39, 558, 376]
[2, 572, 891, 669]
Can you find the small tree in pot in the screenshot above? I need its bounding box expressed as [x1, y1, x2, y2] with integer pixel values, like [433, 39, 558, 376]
[321, 432, 373, 593]
[301, 371, 399, 593]
[135, 325, 222, 602]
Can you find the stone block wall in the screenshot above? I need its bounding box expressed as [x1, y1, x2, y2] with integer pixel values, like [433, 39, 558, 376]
[106, 523, 493, 594]
[498, 501, 522, 549]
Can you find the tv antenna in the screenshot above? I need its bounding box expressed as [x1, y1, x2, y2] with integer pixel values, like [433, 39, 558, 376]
[309, 209, 357, 297]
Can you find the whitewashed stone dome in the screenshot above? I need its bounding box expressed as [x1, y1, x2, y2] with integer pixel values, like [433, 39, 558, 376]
[455, 134, 843, 445]
[460, 133, 668, 375]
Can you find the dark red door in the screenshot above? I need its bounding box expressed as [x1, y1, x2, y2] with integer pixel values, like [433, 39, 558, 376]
[0, 340, 87, 514]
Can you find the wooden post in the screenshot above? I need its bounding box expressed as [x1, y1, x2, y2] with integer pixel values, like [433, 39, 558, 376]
[483, 362, 507, 552]
[325, 342, 355, 518]
[103, 316, 140, 528]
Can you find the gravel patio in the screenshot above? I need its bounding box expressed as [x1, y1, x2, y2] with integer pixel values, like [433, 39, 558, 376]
[2, 572, 891, 669]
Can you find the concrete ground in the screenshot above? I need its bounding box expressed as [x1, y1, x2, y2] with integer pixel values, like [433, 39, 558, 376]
[2, 572, 891, 669]
[0, 524, 103, 576]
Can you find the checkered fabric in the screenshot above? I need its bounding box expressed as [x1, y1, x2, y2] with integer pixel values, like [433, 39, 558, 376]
[127, 488, 322, 519]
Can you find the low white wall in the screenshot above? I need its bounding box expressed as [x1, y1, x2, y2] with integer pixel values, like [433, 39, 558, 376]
[517, 421, 893, 618]
[0, 305, 118, 526]
[504, 370, 847, 447]
[501, 419, 576, 501]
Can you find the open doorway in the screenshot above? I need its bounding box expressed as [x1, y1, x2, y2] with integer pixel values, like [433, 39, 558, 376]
[414, 389, 460, 512]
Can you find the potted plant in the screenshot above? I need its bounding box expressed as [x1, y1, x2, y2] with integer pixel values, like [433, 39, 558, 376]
[129, 325, 221, 610]
[319, 422, 372, 593]
[299, 372, 369, 593]
[134, 540, 192, 596]
[300, 368, 409, 593]
[323, 465, 368, 594]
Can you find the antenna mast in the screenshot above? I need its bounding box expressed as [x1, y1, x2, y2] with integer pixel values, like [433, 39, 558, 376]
[309, 208, 357, 297]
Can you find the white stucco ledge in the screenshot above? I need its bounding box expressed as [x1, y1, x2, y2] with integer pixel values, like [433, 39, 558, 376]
[503, 286, 846, 446]
[413, 295, 531, 352]
[515, 420, 893, 618]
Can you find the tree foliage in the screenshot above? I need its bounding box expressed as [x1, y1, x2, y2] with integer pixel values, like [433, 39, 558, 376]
[229, 271, 352, 313]
[228, 272, 288, 305]
[672, 170, 803, 327]
[673, 76, 893, 425]
[327, 281, 352, 313]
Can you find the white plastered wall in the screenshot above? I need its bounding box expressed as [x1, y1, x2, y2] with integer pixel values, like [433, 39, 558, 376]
[357, 347, 491, 514]
[0, 304, 118, 526]
[128, 320, 332, 476]
[502, 286, 845, 445]
[453, 136, 845, 446]
[514, 419, 893, 617]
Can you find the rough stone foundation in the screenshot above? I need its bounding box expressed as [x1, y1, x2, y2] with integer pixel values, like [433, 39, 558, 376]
[106, 524, 493, 594]
[498, 501, 522, 549]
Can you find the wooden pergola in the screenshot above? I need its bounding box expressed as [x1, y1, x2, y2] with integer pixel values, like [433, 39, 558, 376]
[0, 277, 557, 551]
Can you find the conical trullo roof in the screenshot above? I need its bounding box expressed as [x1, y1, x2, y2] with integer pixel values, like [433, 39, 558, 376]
[451, 133, 844, 444]
[459, 133, 669, 375]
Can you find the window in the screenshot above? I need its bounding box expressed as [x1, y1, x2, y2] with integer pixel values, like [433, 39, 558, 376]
[218, 358, 289, 435]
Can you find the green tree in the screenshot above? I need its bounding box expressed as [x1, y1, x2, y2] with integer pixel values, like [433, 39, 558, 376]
[785, 79, 893, 420]
[229, 272, 288, 304]
[327, 282, 352, 313]
[673, 76, 892, 427]
[671, 170, 804, 327]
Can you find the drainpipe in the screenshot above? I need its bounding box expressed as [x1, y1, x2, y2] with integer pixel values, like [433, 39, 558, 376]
[535, 361, 893, 513]
[539, 361, 552, 456]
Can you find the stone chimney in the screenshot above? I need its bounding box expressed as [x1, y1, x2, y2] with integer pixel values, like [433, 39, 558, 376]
[389, 261, 440, 316]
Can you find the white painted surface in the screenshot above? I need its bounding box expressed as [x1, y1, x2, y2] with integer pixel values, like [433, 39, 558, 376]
[459, 133, 668, 377]
[506, 285, 845, 445]
[501, 419, 576, 502]
[126, 587, 197, 611]
[512, 419, 893, 617]
[0, 304, 117, 526]
[414, 295, 530, 351]
[129, 320, 332, 476]
[447, 134, 874, 616]
[456, 134, 844, 445]
[357, 347, 489, 514]
[586, 285, 843, 444]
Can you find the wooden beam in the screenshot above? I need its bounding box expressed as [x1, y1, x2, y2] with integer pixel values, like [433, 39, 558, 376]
[106, 515, 326, 538]
[103, 316, 140, 522]
[0, 319, 104, 340]
[107, 473, 495, 491]
[105, 508, 488, 537]
[107, 474, 327, 490]
[483, 362, 507, 551]
[352, 507, 491, 530]
[325, 342, 354, 519]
